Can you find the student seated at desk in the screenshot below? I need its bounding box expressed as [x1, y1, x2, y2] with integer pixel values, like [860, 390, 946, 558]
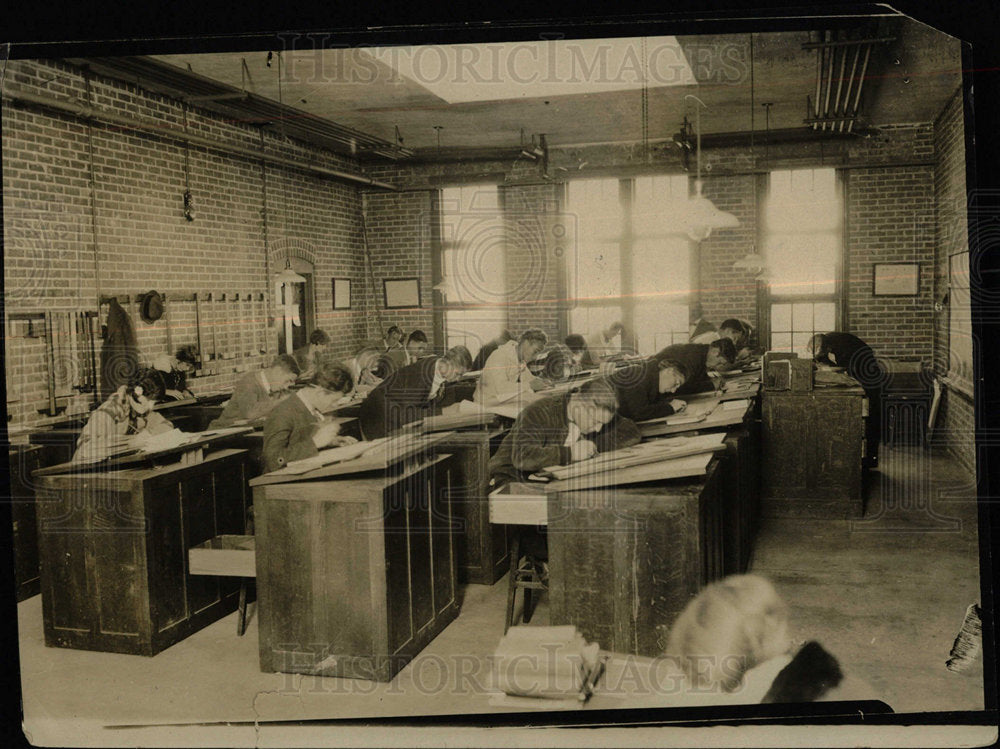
[475, 328, 550, 406]
[382, 324, 403, 352]
[534, 343, 577, 382]
[488, 377, 641, 487]
[360, 345, 473, 440]
[564, 334, 595, 370]
[585, 321, 627, 362]
[374, 329, 428, 378]
[209, 354, 299, 429]
[293, 329, 330, 381]
[147, 344, 198, 400]
[72, 372, 175, 462]
[689, 301, 718, 344]
[261, 355, 358, 473]
[471, 329, 515, 372]
[609, 358, 690, 422]
[809, 331, 883, 468]
[652, 339, 736, 394]
[345, 344, 384, 398]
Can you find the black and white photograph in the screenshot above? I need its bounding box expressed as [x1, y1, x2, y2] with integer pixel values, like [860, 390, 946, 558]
[2, 2, 998, 746]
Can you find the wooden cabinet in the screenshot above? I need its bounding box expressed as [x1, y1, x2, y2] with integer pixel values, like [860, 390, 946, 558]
[721, 415, 761, 576]
[761, 387, 866, 518]
[546, 461, 724, 657]
[35, 449, 251, 655]
[254, 454, 459, 682]
[432, 428, 509, 584]
[8, 444, 46, 601]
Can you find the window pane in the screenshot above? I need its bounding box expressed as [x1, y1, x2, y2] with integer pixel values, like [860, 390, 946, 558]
[569, 305, 623, 340]
[771, 332, 792, 352]
[571, 241, 621, 300]
[791, 302, 814, 331]
[445, 308, 508, 360]
[441, 185, 506, 306]
[766, 168, 840, 232]
[767, 232, 838, 296]
[771, 304, 791, 332]
[632, 238, 690, 297]
[633, 174, 690, 235]
[792, 332, 814, 357]
[634, 301, 688, 354]
[814, 302, 836, 332]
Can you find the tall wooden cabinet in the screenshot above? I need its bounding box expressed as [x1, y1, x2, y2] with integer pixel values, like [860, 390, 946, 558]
[35, 449, 251, 655]
[546, 461, 725, 657]
[253, 449, 459, 682]
[761, 386, 867, 518]
[8, 444, 46, 601]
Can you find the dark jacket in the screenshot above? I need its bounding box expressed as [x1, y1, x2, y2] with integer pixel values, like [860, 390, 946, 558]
[210, 370, 289, 428]
[100, 298, 140, 399]
[610, 360, 679, 422]
[652, 343, 713, 395]
[815, 332, 880, 387]
[261, 393, 320, 473]
[488, 391, 641, 486]
[471, 340, 501, 372]
[689, 317, 717, 342]
[359, 357, 461, 440]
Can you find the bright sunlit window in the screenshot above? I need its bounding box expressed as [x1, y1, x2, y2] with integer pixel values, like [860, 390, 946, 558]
[764, 168, 842, 354]
[438, 185, 507, 359]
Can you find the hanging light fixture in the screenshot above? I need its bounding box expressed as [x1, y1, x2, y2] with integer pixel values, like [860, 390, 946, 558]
[276, 258, 306, 285]
[682, 94, 740, 242]
[273, 47, 307, 288]
[732, 34, 768, 277]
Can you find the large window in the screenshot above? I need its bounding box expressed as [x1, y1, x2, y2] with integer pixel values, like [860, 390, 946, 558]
[764, 168, 842, 354]
[437, 185, 507, 359]
[566, 175, 692, 354]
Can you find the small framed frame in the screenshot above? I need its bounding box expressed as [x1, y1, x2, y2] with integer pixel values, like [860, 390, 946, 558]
[873, 263, 920, 296]
[332, 278, 351, 310]
[383, 278, 422, 309]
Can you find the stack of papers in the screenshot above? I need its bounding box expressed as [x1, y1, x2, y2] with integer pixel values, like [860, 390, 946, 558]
[132, 428, 191, 453]
[492, 626, 603, 704]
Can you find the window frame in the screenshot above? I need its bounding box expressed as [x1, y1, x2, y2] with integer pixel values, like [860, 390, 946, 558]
[761, 167, 846, 352]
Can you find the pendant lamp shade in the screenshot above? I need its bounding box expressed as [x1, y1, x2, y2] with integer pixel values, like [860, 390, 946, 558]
[683, 94, 739, 242]
[276, 259, 306, 285]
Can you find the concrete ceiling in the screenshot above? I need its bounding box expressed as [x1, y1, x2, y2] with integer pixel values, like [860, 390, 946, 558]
[143, 15, 961, 153]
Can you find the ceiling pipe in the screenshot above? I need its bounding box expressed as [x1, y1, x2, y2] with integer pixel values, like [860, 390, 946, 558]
[3, 88, 398, 191]
[848, 45, 872, 133]
[822, 32, 836, 131]
[813, 32, 824, 130]
[839, 45, 862, 132]
[832, 40, 849, 129]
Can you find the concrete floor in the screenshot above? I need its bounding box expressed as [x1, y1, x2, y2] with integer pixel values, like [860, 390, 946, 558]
[16, 445, 987, 746]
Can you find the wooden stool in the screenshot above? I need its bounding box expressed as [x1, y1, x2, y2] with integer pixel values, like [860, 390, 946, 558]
[188, 507, 256, 636]
[488, 481, 549, 633]
[504, 527, 548, 632]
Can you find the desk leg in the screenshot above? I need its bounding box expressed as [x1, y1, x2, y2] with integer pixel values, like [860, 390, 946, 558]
[504, 528, 521, 634]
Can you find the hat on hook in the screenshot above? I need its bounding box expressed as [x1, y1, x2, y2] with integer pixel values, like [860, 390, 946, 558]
[140, 290, 164, 324]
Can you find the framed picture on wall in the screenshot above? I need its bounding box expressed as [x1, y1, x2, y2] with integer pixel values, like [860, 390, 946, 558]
[383, 278, 422, 309]
[332, 278, 351, 310]
[873, 263, 920, 296]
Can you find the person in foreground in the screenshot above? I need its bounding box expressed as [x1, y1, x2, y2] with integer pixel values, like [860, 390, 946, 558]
[609, 358, 690, 422]
[359, 345, 473, 440]
[663, 574, 878, 705]
[209, 354, 299, 428]
[73, 371, 175, 462]
[261, 355, 357, 473]
[488, 377, 641, 487]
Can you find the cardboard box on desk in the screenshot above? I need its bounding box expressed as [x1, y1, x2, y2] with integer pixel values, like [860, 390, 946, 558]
[763, 352, 813, 392]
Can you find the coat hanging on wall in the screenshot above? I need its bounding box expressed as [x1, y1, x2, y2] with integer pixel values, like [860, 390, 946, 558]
[100, 298, 140, 400]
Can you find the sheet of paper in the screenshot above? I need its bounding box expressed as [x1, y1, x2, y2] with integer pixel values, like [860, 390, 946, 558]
[281, 437, 389, 474]
[722, 398, 752, 411]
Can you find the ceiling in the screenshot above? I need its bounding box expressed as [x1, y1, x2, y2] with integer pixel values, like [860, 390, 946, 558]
[67, 13, 962, 159]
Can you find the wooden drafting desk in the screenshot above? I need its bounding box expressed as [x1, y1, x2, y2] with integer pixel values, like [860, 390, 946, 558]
[251, 432, 461, 682]
[489, 437, 727, 657]
[32, 430, 254, 655]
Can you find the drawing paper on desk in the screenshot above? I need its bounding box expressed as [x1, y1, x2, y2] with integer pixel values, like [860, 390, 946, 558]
[543, 432, 726, 479]
[722, 398, 752, 411]
[282, 437, 389, 474]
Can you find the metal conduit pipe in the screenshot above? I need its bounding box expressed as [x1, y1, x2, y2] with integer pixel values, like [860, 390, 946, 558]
[3, 88, 399, 191]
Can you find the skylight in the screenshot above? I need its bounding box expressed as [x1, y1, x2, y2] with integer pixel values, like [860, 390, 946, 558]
[362, 36, 695, 103]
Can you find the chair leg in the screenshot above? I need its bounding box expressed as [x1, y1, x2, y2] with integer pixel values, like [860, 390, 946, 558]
[237, 579, 248, 636]
[522, 586, 534, 624]
[504, 529, 521, 634]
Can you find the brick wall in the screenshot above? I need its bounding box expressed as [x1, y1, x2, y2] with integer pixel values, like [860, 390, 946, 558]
[932, 88, 976, 475]
[3, 58, 369, 426]
[845, 163, 936, 357]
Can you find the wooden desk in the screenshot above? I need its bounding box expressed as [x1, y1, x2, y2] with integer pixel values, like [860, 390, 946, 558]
[35, 447, 251, 655]
[252, 434, 460, 682]
[761, 385, 866, 518]
[7, 444, 46, 601]
[431, 426, 510, 584]
[546, 460, 725, 657]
